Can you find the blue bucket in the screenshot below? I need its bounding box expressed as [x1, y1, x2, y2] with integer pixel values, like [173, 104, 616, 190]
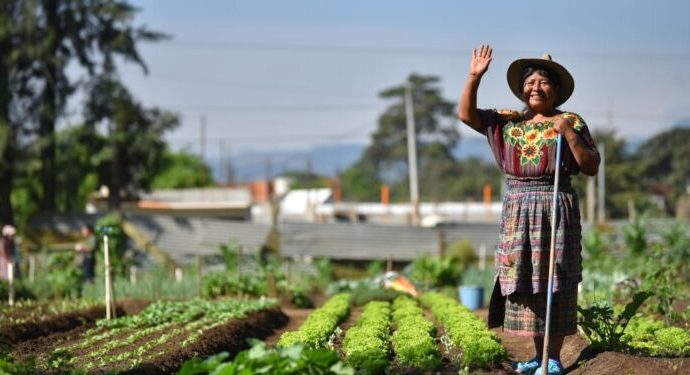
[458, 285, 484, 310]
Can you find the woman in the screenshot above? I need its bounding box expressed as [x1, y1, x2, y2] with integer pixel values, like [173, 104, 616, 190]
[458, 45, 600, 375]
[75, 225, 97, 283]
[1, 225, 17, 281]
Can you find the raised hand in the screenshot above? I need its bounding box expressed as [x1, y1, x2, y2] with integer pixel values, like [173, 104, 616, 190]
[470, 45, 493, 78]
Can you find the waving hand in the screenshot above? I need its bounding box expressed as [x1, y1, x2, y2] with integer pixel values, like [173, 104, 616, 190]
[470, 45, 493, 77]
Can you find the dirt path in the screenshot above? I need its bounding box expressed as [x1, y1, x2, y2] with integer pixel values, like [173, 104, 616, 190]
[263, 307, 313, 347]
[474, 308, 690, 375]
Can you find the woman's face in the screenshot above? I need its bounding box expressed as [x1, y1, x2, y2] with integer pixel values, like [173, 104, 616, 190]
[522, 71, 557, 112]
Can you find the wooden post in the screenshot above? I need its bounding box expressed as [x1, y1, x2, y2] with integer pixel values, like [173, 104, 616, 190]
[386, 254, 393, 273]
[479, 243, 487, 271]
[267, 271, 277, 299]
[236, 246, 242, 299]
[436, 230, 446, 257]
[8, 262, 15, 306]
[129, 265, 137, 284]
[175, 267, 183, 283]
[29, 255, 35, 283]
[104, 236, 113, 320]
[196, 255, 203, 298]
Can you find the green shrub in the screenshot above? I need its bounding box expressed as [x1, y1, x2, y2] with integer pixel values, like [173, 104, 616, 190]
[447, 239, 478, 266]
[577, 290, 653, 351]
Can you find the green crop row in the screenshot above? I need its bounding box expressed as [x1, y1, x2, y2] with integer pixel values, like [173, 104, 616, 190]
[96, 298, 257, 329]
[48, 298, 277, 372]
[623, 317, 690, 357]
[0, 299, 102, 326]
[342, 301, 391, 373]
[390, 296, 441, 371]
[278, 293, 351, 348]
[421, 292, 507, 368]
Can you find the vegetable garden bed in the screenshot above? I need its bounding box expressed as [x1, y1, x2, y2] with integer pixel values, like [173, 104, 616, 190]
[0, 299, 149, 349]
[275, 292, 509, 374]
[10, 298, 287, 374]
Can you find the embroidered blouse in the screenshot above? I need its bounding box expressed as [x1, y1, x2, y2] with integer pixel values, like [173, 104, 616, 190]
[476, 109, 598, 178]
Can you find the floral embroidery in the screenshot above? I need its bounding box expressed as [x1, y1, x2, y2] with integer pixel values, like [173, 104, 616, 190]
[562, 113, 584, 131]
[499, 111, 586, 166]
[543, 127, 558, 143]
[520, 143, 540, 165]
[505, 126, 525, 146]
[523, 129, 543, 145]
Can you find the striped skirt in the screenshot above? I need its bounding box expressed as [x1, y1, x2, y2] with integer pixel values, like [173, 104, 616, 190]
[488, 176, 582, 336]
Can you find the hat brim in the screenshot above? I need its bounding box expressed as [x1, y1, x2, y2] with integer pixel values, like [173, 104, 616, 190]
[507, 58, 574, 107]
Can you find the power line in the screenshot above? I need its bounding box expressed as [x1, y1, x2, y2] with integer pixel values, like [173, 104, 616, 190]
[162, 40, 690, 62]
[169, 104, 381, 112]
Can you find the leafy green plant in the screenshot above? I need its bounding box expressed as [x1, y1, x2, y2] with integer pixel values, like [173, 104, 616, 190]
[623, 317, 690, 357]
[32, 251, 83, 299]
[178, 340, 353, 375]
[421, 292, 507, 368]
[366, 260, 385, 277]
[390, 296, 440, 371]
[577, 290, 653, 350]
[622, 218, 647, 256]
[96, 214, 129, 276]
[408, 254, 464, 290]
[342, 301, 391, 373]
[278, 293, 351, 348]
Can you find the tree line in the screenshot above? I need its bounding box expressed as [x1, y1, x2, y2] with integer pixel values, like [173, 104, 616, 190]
[0, 0, 211, 229]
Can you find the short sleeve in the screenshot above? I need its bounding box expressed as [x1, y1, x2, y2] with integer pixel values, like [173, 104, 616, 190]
[563, 112, 599, 155]
[476, 109, 520, 136]
[477, 109, 521, 172]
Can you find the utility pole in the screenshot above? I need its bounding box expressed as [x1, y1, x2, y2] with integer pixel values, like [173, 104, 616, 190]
[597, 142, 606, 223]
[218, 139, 225, 184]
[405, 83, 420, 226]
[200, 115, 207, 186]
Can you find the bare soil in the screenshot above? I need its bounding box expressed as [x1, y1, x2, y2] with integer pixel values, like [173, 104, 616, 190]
[12, 306, 288, 374]
[0, 299, 150, 349]
[263, 307, 314, 347]
[475, 308, 690, 375]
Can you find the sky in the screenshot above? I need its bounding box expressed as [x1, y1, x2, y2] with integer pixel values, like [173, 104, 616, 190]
[67, 0, 690, 174]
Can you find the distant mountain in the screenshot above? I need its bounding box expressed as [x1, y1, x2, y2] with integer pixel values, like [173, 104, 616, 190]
[217, 138, 495, 182]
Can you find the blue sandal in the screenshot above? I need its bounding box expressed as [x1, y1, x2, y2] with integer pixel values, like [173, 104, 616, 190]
[512, 356, 541, 374]
[534, 358, 564, 375]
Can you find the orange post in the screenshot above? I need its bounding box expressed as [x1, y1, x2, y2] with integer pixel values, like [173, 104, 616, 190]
[483, 183, 492, 204]
[381, 184, 390, 205]
[334, 181, 342, 203]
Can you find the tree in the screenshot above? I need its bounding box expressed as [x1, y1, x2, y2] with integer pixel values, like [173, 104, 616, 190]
[573, 130, 643, 219]
[54, 125, 104, 212]
[30, 0, 166, 211]
[637, 126, 690, 213]
[341, 74, 460, 201]
[151, 149, 214, 189]
[84, 75, 178, 209]
[0, 0, 37, 226]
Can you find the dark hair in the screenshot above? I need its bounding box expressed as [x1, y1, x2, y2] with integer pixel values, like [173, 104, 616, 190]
[519, 66, 561, 89]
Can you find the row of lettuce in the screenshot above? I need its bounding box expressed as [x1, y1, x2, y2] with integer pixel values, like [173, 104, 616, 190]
[276, 292, 506, 373]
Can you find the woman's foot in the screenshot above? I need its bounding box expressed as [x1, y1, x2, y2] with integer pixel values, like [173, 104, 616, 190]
[512, 356, 541, 374]
[534, 358, 564, 375]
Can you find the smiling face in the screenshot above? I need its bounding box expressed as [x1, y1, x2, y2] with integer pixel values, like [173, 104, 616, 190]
[522, 71, 558, 113]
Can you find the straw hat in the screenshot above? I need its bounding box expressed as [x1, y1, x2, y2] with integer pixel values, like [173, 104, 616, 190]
[2, 225, 16, 236]
[507, 53, 574, 107]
